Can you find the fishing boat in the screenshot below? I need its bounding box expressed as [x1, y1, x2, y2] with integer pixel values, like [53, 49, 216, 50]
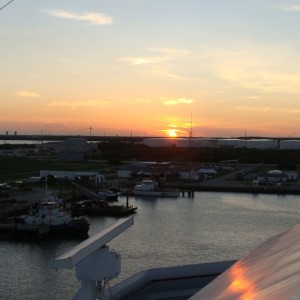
[133, 179, 180, 197]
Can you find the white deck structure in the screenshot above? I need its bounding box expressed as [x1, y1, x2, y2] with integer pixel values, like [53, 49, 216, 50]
[54, 217, 134, 300]
[191, 224, 300, 300]
[54, 219, 300, 300]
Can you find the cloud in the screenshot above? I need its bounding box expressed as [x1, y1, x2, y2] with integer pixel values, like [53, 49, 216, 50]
[47, 100, 111, 110]
[149, 48, 190, 57]
[42, 9, 113, 25]
[202, 44, 300, 94]
[161, 98, 194, 106]
[119, 48, 189, 66]
[281, 5, 300, 11]
[236, 105, 271, 112]
[119, 56, 165, 65]
[119, 48, 193, 80]
[236, 106, 300, 114]
[135, 98, 151, 103]
[15, 89, 41, 98]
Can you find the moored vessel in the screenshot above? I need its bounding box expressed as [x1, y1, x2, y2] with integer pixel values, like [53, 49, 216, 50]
[70, 199, 137, 217]
[133, 179, 180, 197]
[97, 190, 119, 201]
[24, 201, 89, 237]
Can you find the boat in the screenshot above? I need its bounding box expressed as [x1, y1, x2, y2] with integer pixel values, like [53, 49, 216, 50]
[97, 189, 119, 201]
[133, 179, 180, 197]
[70, 199, 137, 217]
[23, 201, 90, 237]
[72, 182, 119, 201]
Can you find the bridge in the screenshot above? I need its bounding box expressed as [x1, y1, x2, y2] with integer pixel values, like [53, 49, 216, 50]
[0, 134, 144, 143]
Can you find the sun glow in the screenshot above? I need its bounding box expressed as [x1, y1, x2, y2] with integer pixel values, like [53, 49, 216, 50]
[167, 129, 178, 137]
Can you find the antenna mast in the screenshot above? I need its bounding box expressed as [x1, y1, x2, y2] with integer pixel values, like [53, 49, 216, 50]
[0, 0, 14, 12]
[189, 111, 193, 139]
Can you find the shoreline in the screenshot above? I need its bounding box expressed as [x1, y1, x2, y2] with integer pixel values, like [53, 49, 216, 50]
[161, 181, 300, 195]
[192, 184, 300, 195]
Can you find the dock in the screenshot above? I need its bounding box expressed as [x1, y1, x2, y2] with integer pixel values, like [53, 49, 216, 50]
[180, 190, 195, 197]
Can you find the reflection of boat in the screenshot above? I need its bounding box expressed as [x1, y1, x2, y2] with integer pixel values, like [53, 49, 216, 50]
[133, 179, 180, 197]
[70, 200, 137, 217]
[24, 201, 90, 237]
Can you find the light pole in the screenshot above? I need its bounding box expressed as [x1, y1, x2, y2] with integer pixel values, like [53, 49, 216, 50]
[89, 127, 92, 137]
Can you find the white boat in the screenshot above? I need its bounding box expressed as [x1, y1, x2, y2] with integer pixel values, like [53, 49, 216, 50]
[24, 200, 89, 237]
[133, 179, 162, 196]
[97, 190, 119, 201]
[133, 179, 180, 197]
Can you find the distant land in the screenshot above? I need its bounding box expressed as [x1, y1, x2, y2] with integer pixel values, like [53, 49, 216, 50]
[0, 134, 299, 143]
[0, 134, 144, 143]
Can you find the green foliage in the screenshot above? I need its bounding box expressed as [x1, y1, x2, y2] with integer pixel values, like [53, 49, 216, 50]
[97, 143, 300, 165]
[1, 143, 299, 182]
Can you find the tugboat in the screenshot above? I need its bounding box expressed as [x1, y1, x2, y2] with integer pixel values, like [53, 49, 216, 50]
[24, 200, 90, 237]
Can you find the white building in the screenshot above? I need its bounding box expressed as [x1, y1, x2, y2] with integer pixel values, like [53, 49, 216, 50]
[217, 139, 245, 148]
[117, 168, 133, 178]
[245, 139, 278, 149]
[178, 169, 199, 181]
[142, 137, 300, 150]
[197, 168, 218, 178]
[279, 140, 300, 150]
[256, 170, 288, 184]
[40, 170, 105, 185]
[143, 138, 190, 147]
[0, 149, 28, 157]
[37, 137, 97, 154]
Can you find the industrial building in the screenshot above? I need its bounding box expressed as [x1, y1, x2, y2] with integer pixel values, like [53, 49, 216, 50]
[142, 138, 297, 149]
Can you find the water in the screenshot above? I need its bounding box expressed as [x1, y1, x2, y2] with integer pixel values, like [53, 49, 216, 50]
[0, 192, 300, 299]
[0, 140, 44, 145]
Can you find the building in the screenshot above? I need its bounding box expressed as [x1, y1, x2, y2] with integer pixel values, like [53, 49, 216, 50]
[118, 162, 202, 181]
[35, 138, 98, 162]
[40, 170, 105, 185]
[256, 170, 289, 185]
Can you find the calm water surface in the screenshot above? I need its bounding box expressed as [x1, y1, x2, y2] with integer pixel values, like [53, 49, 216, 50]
[0, 192, 299, 299]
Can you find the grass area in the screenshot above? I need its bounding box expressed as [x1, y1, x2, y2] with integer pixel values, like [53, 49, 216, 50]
[0, 157, 110, 182]
[250, 164, 276, 173]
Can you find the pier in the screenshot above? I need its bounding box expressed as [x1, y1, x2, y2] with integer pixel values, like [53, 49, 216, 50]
[180, 190, 194, 197]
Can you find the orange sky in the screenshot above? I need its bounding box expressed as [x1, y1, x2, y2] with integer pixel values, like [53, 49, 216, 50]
[1, 1, 300, 138]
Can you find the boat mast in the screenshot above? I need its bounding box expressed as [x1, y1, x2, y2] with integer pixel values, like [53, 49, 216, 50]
[45, 173, 48, 202]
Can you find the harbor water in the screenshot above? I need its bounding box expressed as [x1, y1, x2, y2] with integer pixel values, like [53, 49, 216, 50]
[1, 191, 300, 299]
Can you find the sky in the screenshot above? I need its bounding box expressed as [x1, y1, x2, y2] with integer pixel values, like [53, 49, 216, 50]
[1, 0, 300, 138]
